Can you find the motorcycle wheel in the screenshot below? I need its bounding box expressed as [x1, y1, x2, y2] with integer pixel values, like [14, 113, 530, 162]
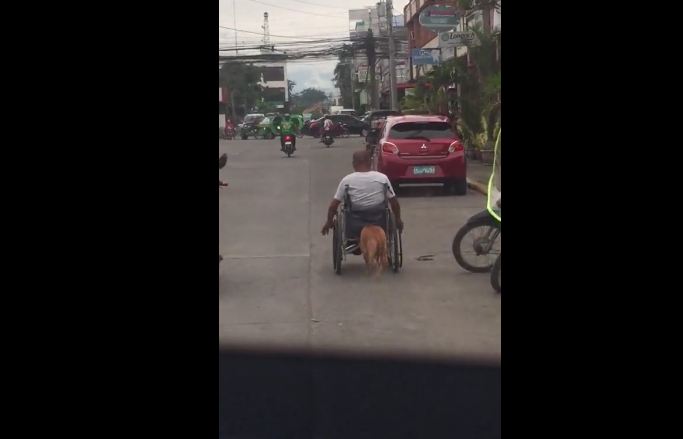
[452, 218, 501, 273]
[490, 254, 501, 293]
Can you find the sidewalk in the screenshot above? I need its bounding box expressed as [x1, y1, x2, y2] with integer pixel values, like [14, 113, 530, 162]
[467, 159, 493, 195]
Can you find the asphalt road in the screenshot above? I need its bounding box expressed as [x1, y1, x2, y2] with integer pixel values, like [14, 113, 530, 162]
[219, 134, 500, 361]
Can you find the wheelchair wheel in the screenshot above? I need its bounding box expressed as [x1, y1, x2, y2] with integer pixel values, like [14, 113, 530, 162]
[332, 213, 344, 275]
[396, 228, 403, 269]
[387, 213, 402, 273]
[332, 224, 341, 275]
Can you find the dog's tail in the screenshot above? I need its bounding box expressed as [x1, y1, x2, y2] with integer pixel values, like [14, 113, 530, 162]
[365, 238, 380, 275]
[368, 234, 388, 277]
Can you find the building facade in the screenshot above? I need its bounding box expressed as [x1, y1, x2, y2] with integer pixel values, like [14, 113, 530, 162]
[348, 3, 410, 110]
[404, 0, 500, 79]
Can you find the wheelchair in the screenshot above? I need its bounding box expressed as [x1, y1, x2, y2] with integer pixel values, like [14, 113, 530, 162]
[332, 184, 403, 274]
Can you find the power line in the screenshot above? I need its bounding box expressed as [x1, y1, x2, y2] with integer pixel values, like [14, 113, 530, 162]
[244, 0, 348, 18]
[285, 0, 347, 10]
[220, 25, 348, 40]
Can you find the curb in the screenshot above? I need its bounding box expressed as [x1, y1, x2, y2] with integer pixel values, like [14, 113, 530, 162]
[467, 179, 488, 196]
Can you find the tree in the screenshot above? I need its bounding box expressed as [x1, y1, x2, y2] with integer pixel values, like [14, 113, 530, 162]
[219, 62, 262, 121]
[333, 63, 352, 108]
[408, 21, 501, 150]
[333, 44, 354, 109]
[291, 87, 328, 110]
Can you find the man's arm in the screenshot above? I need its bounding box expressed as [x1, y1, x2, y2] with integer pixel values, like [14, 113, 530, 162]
[321, 199, 341, 235]
[389, 198, 404, 231]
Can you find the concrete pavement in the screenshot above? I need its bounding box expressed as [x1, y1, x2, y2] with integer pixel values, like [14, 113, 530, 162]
[219, 135, 500, 362]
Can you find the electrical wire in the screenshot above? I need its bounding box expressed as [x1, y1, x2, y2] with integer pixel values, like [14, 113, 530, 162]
[284, 0, 348, 10]
[219, 25, 349, 40]
[244, 0, 348, 18]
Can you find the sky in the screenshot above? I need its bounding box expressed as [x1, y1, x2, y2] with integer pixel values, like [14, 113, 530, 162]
[219, 0, 410, 96]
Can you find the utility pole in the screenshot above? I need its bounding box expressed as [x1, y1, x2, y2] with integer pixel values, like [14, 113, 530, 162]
[233, 0, 238, 56]
[366, 28, 378, 110]
[386, 0, 398, 111]
[349, 64, 355, 110]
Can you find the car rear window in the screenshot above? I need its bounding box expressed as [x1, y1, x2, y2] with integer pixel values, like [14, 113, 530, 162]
[372, 111, 400, 119]
[244, 115, 263, 124]
[389, 122, 455, 139]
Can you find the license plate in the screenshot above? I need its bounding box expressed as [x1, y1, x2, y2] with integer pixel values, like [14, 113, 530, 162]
[285, 142, 292, 146]
[413, 166, 436, 175]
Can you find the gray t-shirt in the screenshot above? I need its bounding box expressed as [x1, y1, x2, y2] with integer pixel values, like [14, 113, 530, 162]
[334, 171, 396, 209]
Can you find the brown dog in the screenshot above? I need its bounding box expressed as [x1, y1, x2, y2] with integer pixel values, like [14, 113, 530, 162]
[360, 225, 389, 276]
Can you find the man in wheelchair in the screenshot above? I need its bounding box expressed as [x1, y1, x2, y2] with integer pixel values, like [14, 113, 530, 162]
[321, 150, 403, 254]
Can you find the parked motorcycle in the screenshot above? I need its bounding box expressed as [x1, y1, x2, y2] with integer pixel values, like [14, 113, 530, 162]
[365, 127, 380, 153]
[338, 123, 350, 138]
[239, 124, 259, 140]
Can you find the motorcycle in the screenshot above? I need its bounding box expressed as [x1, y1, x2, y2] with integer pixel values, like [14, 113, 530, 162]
[239, 123, 260, 140]
[322, 130, 334, 147]
[365, 127, 380, 153]
[453, 130, 501, 282]
[338, 123, 350, 138]
[451, 208, 500, 273]
[490, 253, 500, 293]
[223, 121, 235, 140]
[281, 133, 296, 157]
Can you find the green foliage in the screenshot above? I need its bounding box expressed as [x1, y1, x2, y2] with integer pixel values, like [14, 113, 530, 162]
[219, 62, 262, 113]
[405, 22, 500, 150]
[291, 88, 328, 109]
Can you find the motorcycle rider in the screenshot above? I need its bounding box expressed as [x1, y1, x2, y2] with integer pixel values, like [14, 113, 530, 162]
[320, 115, 334, 142]
[224, 117, 234, 139]
[274, 113, 299, 151]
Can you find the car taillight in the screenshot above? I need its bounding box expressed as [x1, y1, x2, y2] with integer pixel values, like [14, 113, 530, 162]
[448, 141, 463, 153]
[382, 142, 399, 155]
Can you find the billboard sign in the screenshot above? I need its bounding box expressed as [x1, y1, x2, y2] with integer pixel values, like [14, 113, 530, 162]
[419, 5, 460, 31]
[438, 30, 481, 48]
[411, 48, 439, 65]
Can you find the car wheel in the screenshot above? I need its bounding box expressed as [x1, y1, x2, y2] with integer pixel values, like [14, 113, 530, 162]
[445, 179, 468, 196]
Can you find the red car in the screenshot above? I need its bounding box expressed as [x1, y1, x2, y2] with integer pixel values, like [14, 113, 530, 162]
[376, 115, 467, 195]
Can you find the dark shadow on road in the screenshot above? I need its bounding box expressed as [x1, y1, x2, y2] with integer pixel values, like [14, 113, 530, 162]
[394, 185, 462, 198]
[219, 347, 500, 438]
